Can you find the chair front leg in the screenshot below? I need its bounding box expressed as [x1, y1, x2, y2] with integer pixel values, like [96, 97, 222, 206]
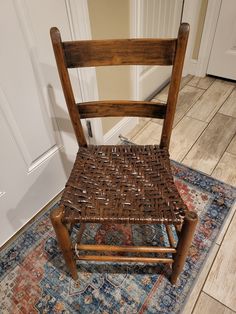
[50, 205, 78, 280]
[171, 211, 198, 284]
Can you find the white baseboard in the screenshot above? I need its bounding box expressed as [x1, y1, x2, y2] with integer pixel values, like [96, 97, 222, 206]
[187, 59, 209, 78]
[104, 117, 139, 145]
[188, 59, 198, 76]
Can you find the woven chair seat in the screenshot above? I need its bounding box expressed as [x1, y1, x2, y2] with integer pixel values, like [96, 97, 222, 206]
[61, 145, 187, 225]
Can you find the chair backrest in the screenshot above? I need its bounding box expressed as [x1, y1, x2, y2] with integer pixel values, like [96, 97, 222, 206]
[50, 23, 189, 148]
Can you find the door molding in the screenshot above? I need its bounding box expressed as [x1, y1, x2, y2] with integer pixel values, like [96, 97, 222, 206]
[181, 0, 202, 76]
[132, 0, 183, 99]
[195, 0, 222, 77]
[65, 0, 103, 144]
[65, 0, 96, 101]
[182, 0, 222, 77]
[9, 0, 62, 171]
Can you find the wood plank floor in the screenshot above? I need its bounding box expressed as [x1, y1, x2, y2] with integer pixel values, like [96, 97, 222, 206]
[183, 113, 236, 174]
[203, 210, 236, 312]
[125, 75, 236, 313]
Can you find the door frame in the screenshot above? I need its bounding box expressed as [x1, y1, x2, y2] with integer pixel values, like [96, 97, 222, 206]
[65, 0, 104, 144]
[182, 0, 222, 77]
[195, 0, 222, 77]
[131, 0, 185, 94]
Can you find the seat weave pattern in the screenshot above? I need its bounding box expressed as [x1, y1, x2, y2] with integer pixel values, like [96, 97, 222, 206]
[61, 145, 187, 224]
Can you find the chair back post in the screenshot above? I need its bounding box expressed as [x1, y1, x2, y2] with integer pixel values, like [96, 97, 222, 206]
[160, 23, 189, 149]
[50, 27, 87, 147]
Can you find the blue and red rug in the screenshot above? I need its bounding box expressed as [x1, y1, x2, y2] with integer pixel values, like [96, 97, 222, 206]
[1, 161, 236, 313]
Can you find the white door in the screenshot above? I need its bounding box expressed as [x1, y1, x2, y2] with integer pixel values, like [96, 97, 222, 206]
[0, 0, 98, 246]
[207, 0, 236, 80]
[136, 0, 184, 100]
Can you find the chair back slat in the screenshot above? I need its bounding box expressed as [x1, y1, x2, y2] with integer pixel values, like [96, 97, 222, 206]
[50, 24, 189, 148]
[63, 39, 177, 68]
[78, 101, 166, 119]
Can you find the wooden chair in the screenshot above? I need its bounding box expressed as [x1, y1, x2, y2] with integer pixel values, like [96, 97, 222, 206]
[50, 23, 198, 285]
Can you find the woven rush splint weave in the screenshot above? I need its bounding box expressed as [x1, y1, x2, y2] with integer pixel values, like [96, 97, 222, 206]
[61, 145, 187, 224]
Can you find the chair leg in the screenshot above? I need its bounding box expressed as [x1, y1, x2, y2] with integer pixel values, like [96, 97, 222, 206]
[171, 211, 198, 285]
[50, 205, 78, 280]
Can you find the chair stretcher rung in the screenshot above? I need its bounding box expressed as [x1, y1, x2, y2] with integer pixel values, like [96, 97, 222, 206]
[76, 255, 174, 264]
[75, 244, 176, 253]
[165, 225, 176, 248]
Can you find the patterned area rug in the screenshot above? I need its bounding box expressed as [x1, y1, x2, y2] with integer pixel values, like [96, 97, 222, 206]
[1, 161, 236, 314]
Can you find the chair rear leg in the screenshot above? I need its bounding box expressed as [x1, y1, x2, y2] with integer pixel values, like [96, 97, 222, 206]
[171, 211, 198, 284]
[50, 205, 78, 280]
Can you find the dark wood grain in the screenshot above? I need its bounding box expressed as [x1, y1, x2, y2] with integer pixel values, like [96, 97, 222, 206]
[50, 206, 78, 280]
[160, 23, 190, 148]
[50, 27, 87, 147]
[76, 244, 176, 253]
[78, 100, 166, 119]
[76, 255, 174, 264]
[171, 211, 198, 284]
[63, 39, 177, 68]
[50, 24, 189, 150]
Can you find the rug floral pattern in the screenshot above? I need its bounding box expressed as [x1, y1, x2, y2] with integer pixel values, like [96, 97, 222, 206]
[1, 161, 236, 313]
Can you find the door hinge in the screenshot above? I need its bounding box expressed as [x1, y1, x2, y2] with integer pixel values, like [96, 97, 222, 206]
[86, 120, 93, 138]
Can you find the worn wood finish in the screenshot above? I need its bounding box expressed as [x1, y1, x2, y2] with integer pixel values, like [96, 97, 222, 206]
[50, 206, 78, 280]
[174, 224, 182, 237]
[50, 28, 87, 147]
[160, 23, 190, 148]
[76, 223, 86, 243]
[75, 244, 176, 254]
[76, 255, 174, 264]
[165, 225, 176, 248]
[50, 24, 191, 284]
[63, 38, 177, 68]
[171, 211, 198, 284]
[51, 24, 189, 149]
[78, 100, 166, 119]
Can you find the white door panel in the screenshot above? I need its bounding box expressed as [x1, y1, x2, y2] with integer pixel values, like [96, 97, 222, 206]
[0, 0, 95, 246]
[0, 96, 68, 242]
[137, 0, 183, 100]
[24, 0, 98, 145]
[0, 1, 56, 165]
[21, 0, 84, 158]
[207, 0, 236, 80]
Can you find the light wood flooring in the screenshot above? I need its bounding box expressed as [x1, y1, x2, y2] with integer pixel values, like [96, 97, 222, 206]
[126, 75, 236, 313]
